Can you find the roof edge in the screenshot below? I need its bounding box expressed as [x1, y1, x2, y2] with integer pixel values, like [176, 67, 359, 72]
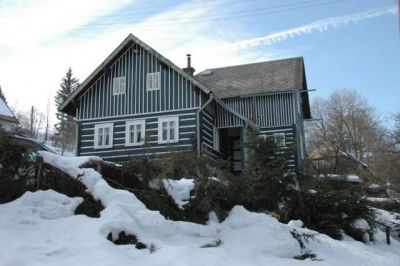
[59, 33, 211, 114]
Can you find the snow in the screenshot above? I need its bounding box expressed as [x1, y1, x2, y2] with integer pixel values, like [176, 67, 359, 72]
[162, 178, 194, 208]
[288, 220, 304, 228]
[0, 97, 15, 117]
[368, 184, 381, 189]
[373, 208, 400, 230]
[1, 151, 400, 266]
[318, 174, 362, 183]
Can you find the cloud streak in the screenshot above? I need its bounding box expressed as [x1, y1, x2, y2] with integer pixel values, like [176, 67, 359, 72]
[231, 6, 397, 49]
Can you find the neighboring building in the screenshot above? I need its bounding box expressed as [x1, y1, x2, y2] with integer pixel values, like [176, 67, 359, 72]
[60, 34, 311, 171]
[0, 98, 18, 132]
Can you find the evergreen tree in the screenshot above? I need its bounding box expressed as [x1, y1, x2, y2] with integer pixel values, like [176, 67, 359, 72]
[0, 86, 7, 103]
[54, 68, 79, 154]
[242, 133, 298, 219]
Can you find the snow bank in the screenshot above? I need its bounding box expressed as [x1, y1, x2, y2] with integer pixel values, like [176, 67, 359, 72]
[162, 178, 194, 208]
[1, 151, 399, 266]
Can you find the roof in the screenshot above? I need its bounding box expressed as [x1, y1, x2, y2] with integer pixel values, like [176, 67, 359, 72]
[195, 57, 311, 118]
[60, 34, 211, 116]
[0, 98, 18, 123]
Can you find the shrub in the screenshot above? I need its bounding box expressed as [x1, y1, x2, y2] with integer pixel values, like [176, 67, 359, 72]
[241, 134, 299, 220]
[295, 177, 375, 242]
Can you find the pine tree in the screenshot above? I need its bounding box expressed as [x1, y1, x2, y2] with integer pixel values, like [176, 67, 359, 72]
[0, 86, 7, 103]
[242, 133, 298, 219]
[54, 68, 79, 154]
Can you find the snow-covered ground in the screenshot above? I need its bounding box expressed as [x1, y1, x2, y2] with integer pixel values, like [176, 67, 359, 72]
[0, 152, 399, 266]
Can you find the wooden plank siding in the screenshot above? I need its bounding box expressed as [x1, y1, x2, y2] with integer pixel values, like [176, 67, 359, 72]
[221, 93, 295, 128]
[258, 126, 297, 168]
[77, 110, 196, 160]
[77, 43, 206, 121]
[221, 92, 302, 168]
[74, 41, 211, 161]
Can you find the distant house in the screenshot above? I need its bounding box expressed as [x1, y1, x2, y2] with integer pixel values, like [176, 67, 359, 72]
[60, 34, 311, 171]
[0, 98, 18, 132]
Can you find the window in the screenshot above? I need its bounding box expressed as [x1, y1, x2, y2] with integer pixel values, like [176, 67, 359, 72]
[158, 116, 179, 144]
[94, 123, 113, 149]
[146, 72, 160, 91]
[125, 120, 145, 146]
[274, 133, 286, 147]
[113, 77, 126, 95]
[213, 126, 220, 152]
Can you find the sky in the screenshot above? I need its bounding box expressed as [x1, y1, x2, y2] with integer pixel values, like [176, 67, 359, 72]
[0, 0, 399, 128]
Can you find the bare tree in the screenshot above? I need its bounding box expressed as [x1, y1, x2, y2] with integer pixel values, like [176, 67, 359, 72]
[308, 89, 384, 173]
[14, 105, 44, 139]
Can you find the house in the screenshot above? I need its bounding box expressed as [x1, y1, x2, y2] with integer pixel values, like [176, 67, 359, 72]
[0, 98, 18, 132]
[60, 34, 311, 171]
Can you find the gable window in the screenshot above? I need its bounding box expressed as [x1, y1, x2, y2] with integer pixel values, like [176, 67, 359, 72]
[146, 72, 161, 91]
[94, 123, 113, 149]
[274, 133, 286, 147]
[158, 116, 179, 144]
[113, 77, 126, 95]
[213, 126, 220, 152]
[125, 120, 145, 146]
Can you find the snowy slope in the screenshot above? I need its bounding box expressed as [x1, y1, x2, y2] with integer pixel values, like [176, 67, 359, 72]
[0, 152, 399, 266]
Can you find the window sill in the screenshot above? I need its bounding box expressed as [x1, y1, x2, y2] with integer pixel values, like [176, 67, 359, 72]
[93, 145, 113, 149]
[158, 139, 179, 145]
[125, 142, 145, 147]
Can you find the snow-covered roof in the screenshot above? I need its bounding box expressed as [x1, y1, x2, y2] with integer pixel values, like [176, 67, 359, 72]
[0, 98, 18, 123]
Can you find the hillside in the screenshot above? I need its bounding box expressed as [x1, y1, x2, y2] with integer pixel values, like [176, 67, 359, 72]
[0, 152, 399, 266]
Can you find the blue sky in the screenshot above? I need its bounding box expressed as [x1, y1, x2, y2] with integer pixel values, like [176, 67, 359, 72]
[0, 0, 398, 127]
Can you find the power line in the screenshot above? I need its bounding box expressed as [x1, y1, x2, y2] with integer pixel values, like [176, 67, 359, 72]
[31, 0, 343, 32]
[65, 0, 344, 31]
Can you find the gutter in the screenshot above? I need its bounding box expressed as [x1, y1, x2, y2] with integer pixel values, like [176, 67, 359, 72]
[196, 94, 215, 157]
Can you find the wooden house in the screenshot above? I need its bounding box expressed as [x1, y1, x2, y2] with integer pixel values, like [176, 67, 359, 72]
[0, 98, 18, 132]
[60, 34, 311, 171]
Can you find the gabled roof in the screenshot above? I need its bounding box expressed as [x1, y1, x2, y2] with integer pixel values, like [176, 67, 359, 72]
[0, 98, 18, 123]
[59, 34, 211, 116]
[195, 57, 311, 119]
[195, 57, 303, 98]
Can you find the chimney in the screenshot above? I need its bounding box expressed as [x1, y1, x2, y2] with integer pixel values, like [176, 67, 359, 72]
[183, 54, 195, 76]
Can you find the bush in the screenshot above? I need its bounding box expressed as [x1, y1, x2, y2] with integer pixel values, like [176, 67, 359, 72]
[0, 128, 34, 203]
[241, 134, 299, 220]
[294, 177, 375, 242]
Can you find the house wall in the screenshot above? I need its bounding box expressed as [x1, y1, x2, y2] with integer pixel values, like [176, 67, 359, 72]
[222, 91, 304, 168]
[77, 109, 196, 161]
[74, 41, 212, 161]
[222, 93, 296, 128]
[76, 42, 206, 121]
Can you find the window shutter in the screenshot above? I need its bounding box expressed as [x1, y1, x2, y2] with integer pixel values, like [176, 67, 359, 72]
[120, 77, 126, 94]
[113, 78, 119, 94]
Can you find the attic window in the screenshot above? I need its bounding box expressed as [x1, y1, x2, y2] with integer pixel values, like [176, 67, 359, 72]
[146, 72, 160, 91]
[113, 77, 126, 95]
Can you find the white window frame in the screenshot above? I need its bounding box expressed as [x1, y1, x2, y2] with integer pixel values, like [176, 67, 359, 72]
[274, 133, 286, 147]
[146, 72, 161, 91]
[113, 77, 126, 95]
[94, 123, 113, 149]
[125, 120, 146, 146]
[158, 116, 179, 144]
[213, 126, 220, 152]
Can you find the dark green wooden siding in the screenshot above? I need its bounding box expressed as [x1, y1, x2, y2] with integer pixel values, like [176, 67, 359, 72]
[77, 42, 206, 121]
[77, 110, 196, 159]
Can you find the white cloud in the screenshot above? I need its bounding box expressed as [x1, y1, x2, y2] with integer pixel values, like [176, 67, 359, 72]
[230, 6, 397, 49]
[0, 2, 395, 129]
